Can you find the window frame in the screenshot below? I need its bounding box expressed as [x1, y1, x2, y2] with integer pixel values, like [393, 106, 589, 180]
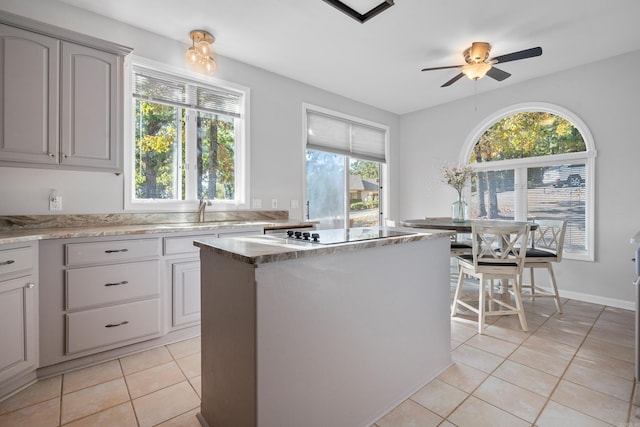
[302, 103, 390, 227]
[123, 55, 250, 211]
[460, 102, 596, 261]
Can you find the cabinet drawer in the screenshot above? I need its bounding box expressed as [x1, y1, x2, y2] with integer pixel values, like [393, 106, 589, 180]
[164, 234, 218, 255]
[66, 260, 159, 310]
[0, 246, 34, 277]
[66, 298, 161, 354]
[65, 238, 159, 266]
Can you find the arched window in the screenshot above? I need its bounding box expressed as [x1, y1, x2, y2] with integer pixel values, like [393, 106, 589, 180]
[461, 103, 596, 260]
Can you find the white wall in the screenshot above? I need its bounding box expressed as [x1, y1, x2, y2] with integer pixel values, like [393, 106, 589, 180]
[0, 0, 400, 219]
[398, 49, 640, 306]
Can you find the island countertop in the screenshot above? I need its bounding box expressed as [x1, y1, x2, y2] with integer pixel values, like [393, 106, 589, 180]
[193, 227, 454, 265]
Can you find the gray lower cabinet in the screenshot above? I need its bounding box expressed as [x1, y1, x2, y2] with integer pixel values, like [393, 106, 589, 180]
[0, 242, 38, 385]
[37, 227, 263, 370]
[171, 260, 201, 327]
[164, 227, 263, 330]
[39, 236, 162, 368]
[0, 15, 130, 172]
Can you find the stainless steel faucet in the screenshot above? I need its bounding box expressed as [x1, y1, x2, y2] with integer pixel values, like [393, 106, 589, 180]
[198, 196, 212, 223]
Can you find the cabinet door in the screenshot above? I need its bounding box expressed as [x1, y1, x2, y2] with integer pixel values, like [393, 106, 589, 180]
[0, 276, 37, 383]
[0, 24, 59, 164]
[172, 260, 201, 327]
[60, 42, 119, 170]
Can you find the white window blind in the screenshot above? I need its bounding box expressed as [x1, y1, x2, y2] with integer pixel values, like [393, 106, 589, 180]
[306, 110, 386, 163]
[132, 66, 241, 118]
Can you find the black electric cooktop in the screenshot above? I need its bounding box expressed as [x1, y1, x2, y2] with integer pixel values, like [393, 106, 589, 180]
[279, 227, 415, 245]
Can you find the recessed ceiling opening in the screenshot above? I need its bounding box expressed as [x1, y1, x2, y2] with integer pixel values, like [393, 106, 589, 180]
[322, 0, 394, 23]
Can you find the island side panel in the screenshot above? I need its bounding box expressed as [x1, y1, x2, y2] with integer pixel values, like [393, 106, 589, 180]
[255, 237, 451, 427]
[199, 251, 257, 427]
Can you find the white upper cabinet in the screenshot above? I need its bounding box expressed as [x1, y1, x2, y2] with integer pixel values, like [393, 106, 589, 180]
[0, 12, 131, 172]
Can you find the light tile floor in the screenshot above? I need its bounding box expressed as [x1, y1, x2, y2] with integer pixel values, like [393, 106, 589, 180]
[0, 280, 638, 426]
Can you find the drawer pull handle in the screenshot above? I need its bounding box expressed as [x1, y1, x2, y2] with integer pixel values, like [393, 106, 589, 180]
[105, 249, 129, 253]
[0, 259, 15, 266]
[105, 281, 128, 287]
[105, 321, 129, 328]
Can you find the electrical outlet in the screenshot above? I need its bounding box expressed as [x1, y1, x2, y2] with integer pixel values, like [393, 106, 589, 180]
[252, 199, 262, 209]
[49, 194, 62, 211]
[271, 199, 278, 209]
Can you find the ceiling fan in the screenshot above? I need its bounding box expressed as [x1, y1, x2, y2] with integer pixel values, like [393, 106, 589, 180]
[421, 42, 542, 87]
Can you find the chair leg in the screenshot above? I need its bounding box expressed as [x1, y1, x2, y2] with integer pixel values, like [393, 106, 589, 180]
[547, 264, 563, 314]
[487, 279, 494, 312]
[529, 267, 536, 300]
[451, 268, 465, 317]
[478, 277, 486, 334]
[513, 275, 528, 332]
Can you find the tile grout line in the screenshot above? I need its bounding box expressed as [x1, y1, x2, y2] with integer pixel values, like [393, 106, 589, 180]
[529, 304, 615, 427]
[438, 299, 548, 425]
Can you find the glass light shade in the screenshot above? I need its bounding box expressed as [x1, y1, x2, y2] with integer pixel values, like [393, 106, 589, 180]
[185, 47, 199, 64]
[196, 40, 211, 57]
[462, 62, 492, 80]
[203, 57, 216, 73]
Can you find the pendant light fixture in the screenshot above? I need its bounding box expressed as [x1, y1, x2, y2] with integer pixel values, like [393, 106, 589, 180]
[185, 30, 216, 74]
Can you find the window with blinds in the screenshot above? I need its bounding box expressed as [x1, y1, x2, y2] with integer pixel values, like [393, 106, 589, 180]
[132, 67, 241, 118]
[127, 64, 247, 209]
[306, 110, 386, 163]
[304, 106, 388, 228]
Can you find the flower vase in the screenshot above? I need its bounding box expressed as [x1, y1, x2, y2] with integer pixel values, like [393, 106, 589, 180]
[451, 197, 468, 223]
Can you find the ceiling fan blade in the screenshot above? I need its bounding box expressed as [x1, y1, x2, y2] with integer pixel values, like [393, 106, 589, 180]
[486, 67, 511, 81]
[421, 64, 463, 72]
[491, 46, 542, 64]
[441, 73, 464, 87]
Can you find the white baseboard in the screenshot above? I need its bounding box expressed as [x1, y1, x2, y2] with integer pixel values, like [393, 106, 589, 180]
[554, 288, 635, 311]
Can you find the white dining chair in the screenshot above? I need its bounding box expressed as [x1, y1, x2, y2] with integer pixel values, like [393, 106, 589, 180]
[451, 223, 530, 334]
[521, 219, 567, 313]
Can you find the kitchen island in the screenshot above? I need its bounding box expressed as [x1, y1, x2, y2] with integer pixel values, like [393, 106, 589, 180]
[194, 227, 454, 427]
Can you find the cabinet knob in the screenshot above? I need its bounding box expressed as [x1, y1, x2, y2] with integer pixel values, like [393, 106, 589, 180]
[49, 153, 55, 157]
[25, 283, 35, 289]
[62, 153, 68, 158]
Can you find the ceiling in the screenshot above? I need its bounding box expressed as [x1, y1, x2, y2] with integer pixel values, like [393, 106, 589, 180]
[58, 0, 640, 115]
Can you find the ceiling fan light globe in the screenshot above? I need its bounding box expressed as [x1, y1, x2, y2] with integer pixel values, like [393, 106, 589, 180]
[462, 62, 492, 80]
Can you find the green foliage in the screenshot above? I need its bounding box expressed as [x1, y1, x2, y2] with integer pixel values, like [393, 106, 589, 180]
[471, 112, 586, 163]
[350, 159, 379, 179]
[134, 100, 236, 201]
[350, 201, 365, 210]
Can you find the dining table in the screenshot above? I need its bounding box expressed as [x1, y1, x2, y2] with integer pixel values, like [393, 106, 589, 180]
[400, 217, 538, 233]
[400, 217, 538, 303]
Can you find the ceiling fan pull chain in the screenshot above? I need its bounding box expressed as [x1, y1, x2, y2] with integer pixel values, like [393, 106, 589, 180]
[474, 79, 478, 112]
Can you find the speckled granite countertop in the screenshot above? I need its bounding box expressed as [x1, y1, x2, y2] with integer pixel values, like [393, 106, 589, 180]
[194, 228, 454, 265]
[0, 211, 314, 244]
